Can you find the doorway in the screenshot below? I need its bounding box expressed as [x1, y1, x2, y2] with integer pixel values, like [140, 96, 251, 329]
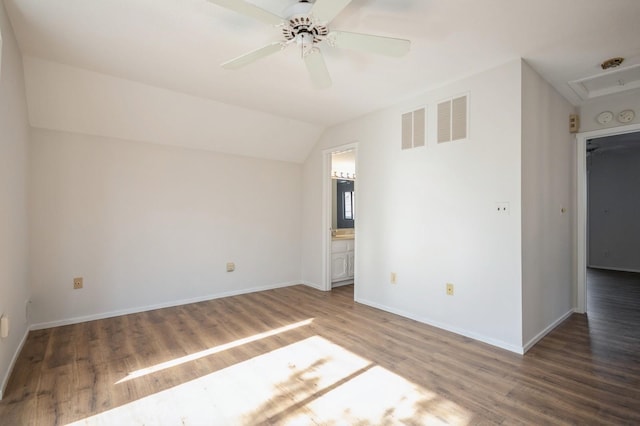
[585, 131, 640, 315]
[322, 144, 357, 292]
[576, 124, 640, 313]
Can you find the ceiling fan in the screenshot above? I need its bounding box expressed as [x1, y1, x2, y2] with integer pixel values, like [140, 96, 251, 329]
[207, 0, 411, 88]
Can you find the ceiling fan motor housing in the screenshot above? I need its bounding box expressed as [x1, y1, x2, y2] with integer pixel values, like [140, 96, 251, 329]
[282, 15, 329, 46]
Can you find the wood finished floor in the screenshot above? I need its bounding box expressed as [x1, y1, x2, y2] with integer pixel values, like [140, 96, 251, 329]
[1, 269, 639, 425]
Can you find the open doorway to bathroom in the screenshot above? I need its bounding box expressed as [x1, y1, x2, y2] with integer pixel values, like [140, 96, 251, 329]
[330, 149, 356, 289]
[322, 145, 357, 292]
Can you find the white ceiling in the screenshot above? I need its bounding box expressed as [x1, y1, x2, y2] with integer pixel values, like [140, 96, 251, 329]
[5, 0, 640, 128]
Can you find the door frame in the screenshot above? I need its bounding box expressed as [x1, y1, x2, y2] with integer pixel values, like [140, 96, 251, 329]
[322, 143, 358, 292]
[575, 123, 640, 313]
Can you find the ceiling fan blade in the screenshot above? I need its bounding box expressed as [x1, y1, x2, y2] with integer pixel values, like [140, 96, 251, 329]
[304, 49, 332, 89]
[310, 0, 352, 24]
[222, 42, 285, 69]
[328, 31, 411, 57]
[206, 0, 283, 25]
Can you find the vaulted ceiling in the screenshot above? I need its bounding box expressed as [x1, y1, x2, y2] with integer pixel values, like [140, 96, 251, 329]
[5, 0, 640, 158]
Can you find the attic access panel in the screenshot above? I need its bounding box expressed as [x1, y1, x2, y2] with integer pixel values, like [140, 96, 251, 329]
[569, 64, 640, 101]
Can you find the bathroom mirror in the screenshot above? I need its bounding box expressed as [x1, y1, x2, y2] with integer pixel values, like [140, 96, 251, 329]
[335, 179, 354, 229]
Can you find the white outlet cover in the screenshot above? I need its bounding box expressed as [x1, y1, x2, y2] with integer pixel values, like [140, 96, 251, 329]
[496, 202, 510, 215]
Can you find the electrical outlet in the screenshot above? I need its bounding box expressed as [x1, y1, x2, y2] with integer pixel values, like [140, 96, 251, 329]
[446, 283, 454, 296]
[390, 272, 397, 284]
[73, 277, 83, 289]
[226, 262, 235, 272]
[496, 202, 509, 215]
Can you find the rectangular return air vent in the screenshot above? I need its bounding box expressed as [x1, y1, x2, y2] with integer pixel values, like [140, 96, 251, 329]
[401, 107, 426, 150]
[437, 95, 468, 144]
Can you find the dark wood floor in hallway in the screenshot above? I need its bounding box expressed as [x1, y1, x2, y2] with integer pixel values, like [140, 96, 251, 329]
[1, 270, 639, 424]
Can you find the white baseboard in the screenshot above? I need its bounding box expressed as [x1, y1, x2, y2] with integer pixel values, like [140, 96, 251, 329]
[522, 308, 575, 353]
[300, 280, 324, 291]
[588, 265, 640, 274]
[0, 328, 29, 401]
[355, 297, 525, 355]
[30, 281, 300, 331]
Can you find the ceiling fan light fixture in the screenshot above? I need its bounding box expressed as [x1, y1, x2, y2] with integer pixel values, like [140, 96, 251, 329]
[298, 32, 315, 57]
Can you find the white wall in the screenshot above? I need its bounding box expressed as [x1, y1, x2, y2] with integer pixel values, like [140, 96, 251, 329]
[588, 142, 640, 272]
[579, 88, 640, 133]
[520, 62, 575, 348]
[22, 56, 323, 163]
[29, 129, 303, 327]
[0, 2, 30, 399]
[302, 60, 525, 352]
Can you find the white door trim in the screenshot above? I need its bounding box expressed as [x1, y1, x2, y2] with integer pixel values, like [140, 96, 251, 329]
[575, 123, 640, 313]
[322, 143, 358, 292]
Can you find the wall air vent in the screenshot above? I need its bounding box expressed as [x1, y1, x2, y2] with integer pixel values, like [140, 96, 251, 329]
[569, 64, 640, 101]
[401, 107, 426, 150]
[437, 95, 468, 144]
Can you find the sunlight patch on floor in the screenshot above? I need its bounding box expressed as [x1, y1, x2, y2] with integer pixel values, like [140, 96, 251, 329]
[282, 365, 470, 425]
[69, 335, 470, 425]
[116, 318, 314, 383]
